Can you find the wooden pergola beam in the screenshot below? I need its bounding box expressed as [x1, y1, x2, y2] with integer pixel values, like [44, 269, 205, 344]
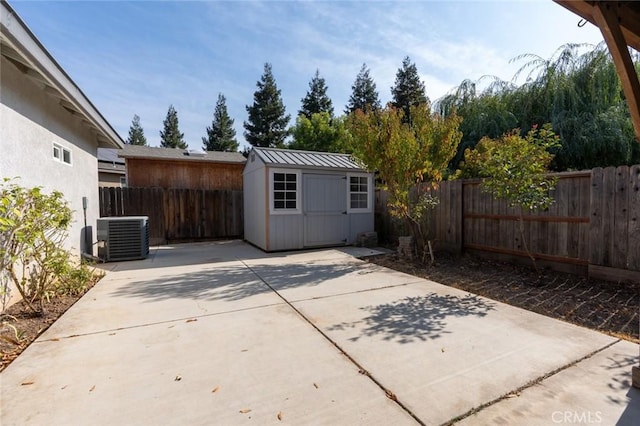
[592, 2, 640, 141]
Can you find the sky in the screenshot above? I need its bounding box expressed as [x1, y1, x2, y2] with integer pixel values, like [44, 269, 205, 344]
[9, 0, 605, 150]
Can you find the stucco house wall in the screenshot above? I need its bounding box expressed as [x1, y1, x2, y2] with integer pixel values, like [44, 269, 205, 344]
[1, 56, 100, 254]
[1, 1, 124, 309]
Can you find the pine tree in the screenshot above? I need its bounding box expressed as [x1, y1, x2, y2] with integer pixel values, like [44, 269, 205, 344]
[345, 63, 381, 114]
[160, 105, 187, 149]
[244, 63, 291, 148]
[126, 114, 147, 146]
[391, 56, 429, 123]
[299, 69, 333, 119]
[202, 93, 238, 152]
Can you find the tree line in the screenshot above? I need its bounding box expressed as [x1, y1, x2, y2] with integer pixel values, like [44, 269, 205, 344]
[126, 43, 639, 171]
[125, 57, 429, 154]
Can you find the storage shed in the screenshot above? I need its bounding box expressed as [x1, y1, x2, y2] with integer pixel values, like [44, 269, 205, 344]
[243, 147, 374, 252]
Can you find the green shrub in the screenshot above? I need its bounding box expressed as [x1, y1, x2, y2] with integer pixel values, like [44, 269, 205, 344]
[0, 179, 86, 314]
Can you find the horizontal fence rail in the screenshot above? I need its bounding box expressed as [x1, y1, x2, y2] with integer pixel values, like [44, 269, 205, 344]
[99, 187, 243, 244]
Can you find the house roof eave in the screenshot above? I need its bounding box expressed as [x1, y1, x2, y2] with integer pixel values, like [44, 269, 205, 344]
[0, 1, 124, 149]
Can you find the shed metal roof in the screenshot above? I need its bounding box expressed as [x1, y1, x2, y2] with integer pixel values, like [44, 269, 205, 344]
[252, 147, 365, 171]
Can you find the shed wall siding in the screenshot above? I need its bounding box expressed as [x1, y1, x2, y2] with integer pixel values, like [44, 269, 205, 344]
[269, 215, 304, 251]
[243, 166, 267, 250]
[349, 213, 375, 243]
[243, 151, 264, 174]
[1, 56, 99, 256]
[127, 158, 243, 190]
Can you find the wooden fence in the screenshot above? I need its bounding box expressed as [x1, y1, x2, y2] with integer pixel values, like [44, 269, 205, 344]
[375, 165, 640, 283]
[99, 187, 243, 244]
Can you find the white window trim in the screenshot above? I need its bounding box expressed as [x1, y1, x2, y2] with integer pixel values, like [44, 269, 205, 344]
[347, 172, 373, 213]
[269, 168, 301, 215]
[52, 142, 72, 165]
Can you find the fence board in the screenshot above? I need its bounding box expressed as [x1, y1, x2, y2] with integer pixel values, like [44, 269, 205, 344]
[590, 168, 604, 265]
[628, 165, 640, 271]
[613, 166, 630, 269]
[99, 187, 243, 243]
[555, 179, 569, 256]
[578, 175, 591, 261]
[449, 180, 462, 250]
[602, 167, 616, 266]
[566, 176, 580, 259]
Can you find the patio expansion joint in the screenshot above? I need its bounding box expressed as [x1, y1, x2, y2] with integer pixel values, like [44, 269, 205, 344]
[239, 259, 426, 426]
[287, 279, 426, 304]
[34, 301, 286, 343]
[442, 338, 623, 425]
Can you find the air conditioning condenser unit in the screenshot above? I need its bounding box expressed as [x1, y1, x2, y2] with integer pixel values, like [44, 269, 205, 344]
[97, 216, 149, 262]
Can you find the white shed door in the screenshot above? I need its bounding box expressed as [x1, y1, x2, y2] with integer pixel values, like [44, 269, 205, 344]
[303, 174, 347, 247]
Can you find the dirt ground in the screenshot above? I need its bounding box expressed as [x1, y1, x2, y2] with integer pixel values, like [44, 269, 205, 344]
[1, 250, 638, 373]
[368, 251, 640, 344]
[1, 287, 95, 372]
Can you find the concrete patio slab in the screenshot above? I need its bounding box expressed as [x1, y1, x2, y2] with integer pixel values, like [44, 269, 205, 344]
[291, 279, 620, 425]
[250, 257, 423, 302]
[43, 259, 282, 338]
[1, 299, 415, 425]
[458, 339, 640, 426]
[1, 240, 637, 425]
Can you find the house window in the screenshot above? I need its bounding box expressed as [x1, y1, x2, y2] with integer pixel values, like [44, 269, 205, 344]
[120, 176, 127, 187]
[52, 143, 72, 165]
[53, 144, 61, 160]
[348, 174, 370, 211]
[273, 172, 297, 210]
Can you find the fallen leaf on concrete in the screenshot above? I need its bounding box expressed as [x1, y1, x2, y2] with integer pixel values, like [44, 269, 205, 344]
[277, 411, 283, 421]
[239, 408, 251, 414]
[385, 390, 397, 401]
[441, 347, 445, 352]
[21, 381, 34, 386]
[61, 385, 67, 390]
[211, 386, 220, 393]
[89, 385, 96, 392]
[313, 383, 319, 389]
[175, 375, 182, 381]
[186, 319, 197, 323]
[108, 333, 116, 336]
[50, 338, 60, 342]
[241, 349, 248, 352]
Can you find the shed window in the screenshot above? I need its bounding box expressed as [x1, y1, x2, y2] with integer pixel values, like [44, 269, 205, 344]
[349, 176, 369, 209]
[273, 172, 297, 210]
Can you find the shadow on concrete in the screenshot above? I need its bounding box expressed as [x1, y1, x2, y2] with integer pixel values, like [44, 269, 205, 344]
[604, 353, 640, 425]
[251, 260, 371, 291]
[112, 261, 359, 302]
[328, 293, 496, 343]
[98, 240, 267, 272]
